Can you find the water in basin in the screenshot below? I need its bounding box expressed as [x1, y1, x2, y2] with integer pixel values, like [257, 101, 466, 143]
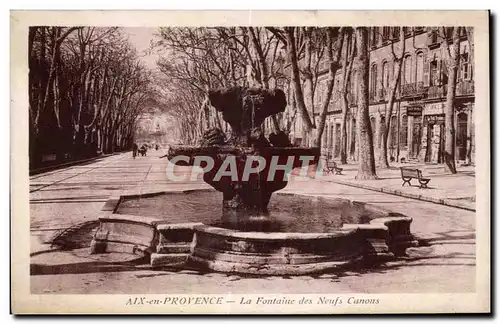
[116, 191, 386, 233]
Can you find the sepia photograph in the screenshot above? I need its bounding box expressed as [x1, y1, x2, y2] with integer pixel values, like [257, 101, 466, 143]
[11, 10, 490, 314]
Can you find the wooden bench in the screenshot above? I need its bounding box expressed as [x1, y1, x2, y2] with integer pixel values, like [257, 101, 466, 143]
[400, 167, 431, 189]
[324, 160, 343, 175]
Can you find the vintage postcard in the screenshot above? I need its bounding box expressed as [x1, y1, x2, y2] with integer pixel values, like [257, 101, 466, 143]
[11, 10, 490, 314]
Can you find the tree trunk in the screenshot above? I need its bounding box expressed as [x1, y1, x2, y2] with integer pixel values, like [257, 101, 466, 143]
[285, 27, 314, 139]
[340, 94, 348, 164]
[315, 29, 344, 148]
[465, 27, 474, 165]
[339, 29, 355, 164]
[444, 65, 458, 173]
[354, 27, 377, 180]
[380, 27, 405, 168]
[441, 27, 460, 174]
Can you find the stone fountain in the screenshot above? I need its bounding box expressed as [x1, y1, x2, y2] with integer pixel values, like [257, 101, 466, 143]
[89, 86, 418, 276]
[167, 86, 319, 222]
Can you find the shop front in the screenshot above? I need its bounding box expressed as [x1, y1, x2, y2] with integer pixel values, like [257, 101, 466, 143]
[406, 105, 423, 159]
[423, 114, 445, 163]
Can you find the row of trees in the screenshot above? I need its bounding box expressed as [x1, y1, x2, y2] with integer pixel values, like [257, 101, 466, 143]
[29, 27, 154, 167]
[154, 26, 470, 178]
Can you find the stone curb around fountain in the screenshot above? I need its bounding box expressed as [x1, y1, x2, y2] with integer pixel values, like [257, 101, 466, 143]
[90, 189, 419, 276]
[322, 178, 475, 212]
[90, 191, 162, 256]
[187, 215, 417, 276]
[151, 222, 203, 268]
[90, 190, 206, 266]
[90, 213, 161, 256]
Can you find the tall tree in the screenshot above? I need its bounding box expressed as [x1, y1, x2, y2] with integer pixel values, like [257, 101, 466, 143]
[315, 28, 345, 148]
[273, 27, 343, 147]
[465, 27, 474, 165]
[338, 29, 356, 164]
[29, 26, 153, 167]
[379, 27, 406, 168]
[354, 27, 377, 180]
[440, 27, 461, 174]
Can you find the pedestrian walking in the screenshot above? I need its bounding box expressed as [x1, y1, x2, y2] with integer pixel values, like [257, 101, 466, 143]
[132, 143, 138, 159]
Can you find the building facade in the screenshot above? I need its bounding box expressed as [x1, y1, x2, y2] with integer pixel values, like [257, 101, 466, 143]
[282, 27, 475, 165]
[136, 109, 179, 145]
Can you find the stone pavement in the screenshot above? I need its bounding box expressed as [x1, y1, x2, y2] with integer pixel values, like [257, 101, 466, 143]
[29, 151, 478, 294]
[314, 161, 476, 211]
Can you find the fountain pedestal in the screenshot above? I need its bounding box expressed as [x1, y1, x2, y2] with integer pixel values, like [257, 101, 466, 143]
[168, 145, 319, 213]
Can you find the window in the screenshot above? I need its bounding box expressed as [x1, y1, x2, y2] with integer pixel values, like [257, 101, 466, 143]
[392, 60, 399, 89]
[445, 27, 454, 39]
[404, 55, 412, 85]
[334, 124, 341, 157]
[460, 48, 471, 80]
[371, 28, 379, 47]
[382, 27, 391, 41]
[430, 58, 439, 86]
[382, 61, 390, 91]
[370, 64, 378, 99]
[379, 116, 386, 148]
[456, 113, 468, 160]
[400, 115, 408, 147]
[392, 27, 400, 40]
[329, 125, 334, 151]
[351, 70, 358, 102]
[416, 52, 424, 83]
[317, 81, 324, 105]
[429, 30, 438, 44]
[323, 125, 328, 147]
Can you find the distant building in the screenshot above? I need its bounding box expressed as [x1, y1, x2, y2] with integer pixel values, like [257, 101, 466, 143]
[273, 27, 474, 164]
[135, 109, 179, 145]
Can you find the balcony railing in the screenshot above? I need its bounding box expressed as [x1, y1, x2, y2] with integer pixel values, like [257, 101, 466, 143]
[456, 80, 474, 96]
[401, 82, 426, 97]
[427, 85, 447, 99]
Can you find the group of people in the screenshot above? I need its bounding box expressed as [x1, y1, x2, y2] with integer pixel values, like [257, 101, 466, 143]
[132, 142, 160, 159]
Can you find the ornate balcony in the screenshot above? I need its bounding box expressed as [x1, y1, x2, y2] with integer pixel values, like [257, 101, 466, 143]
[427, 85, 447, 99]
[456, 80, 474, 97]
[401, 82, 426, 98]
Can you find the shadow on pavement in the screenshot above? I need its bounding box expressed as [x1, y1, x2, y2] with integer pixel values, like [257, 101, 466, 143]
[31, 256, 149, 276]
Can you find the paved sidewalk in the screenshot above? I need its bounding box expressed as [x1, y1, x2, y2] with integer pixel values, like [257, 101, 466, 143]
[315, 162, 476, 211]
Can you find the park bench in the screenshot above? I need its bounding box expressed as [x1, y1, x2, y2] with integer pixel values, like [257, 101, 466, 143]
[324, 159, 343, 175]
[400, 167, 431, 189]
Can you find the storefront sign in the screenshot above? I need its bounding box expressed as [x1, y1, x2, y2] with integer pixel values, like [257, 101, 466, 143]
[407, 106, 423, 116]
[425, 103, 445, 115]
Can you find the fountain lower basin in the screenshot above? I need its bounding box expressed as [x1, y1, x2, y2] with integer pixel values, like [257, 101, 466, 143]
[90, 189, 417, 275]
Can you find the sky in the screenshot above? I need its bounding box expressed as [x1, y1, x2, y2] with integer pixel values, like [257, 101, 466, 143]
[122, 27, 162, 71]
